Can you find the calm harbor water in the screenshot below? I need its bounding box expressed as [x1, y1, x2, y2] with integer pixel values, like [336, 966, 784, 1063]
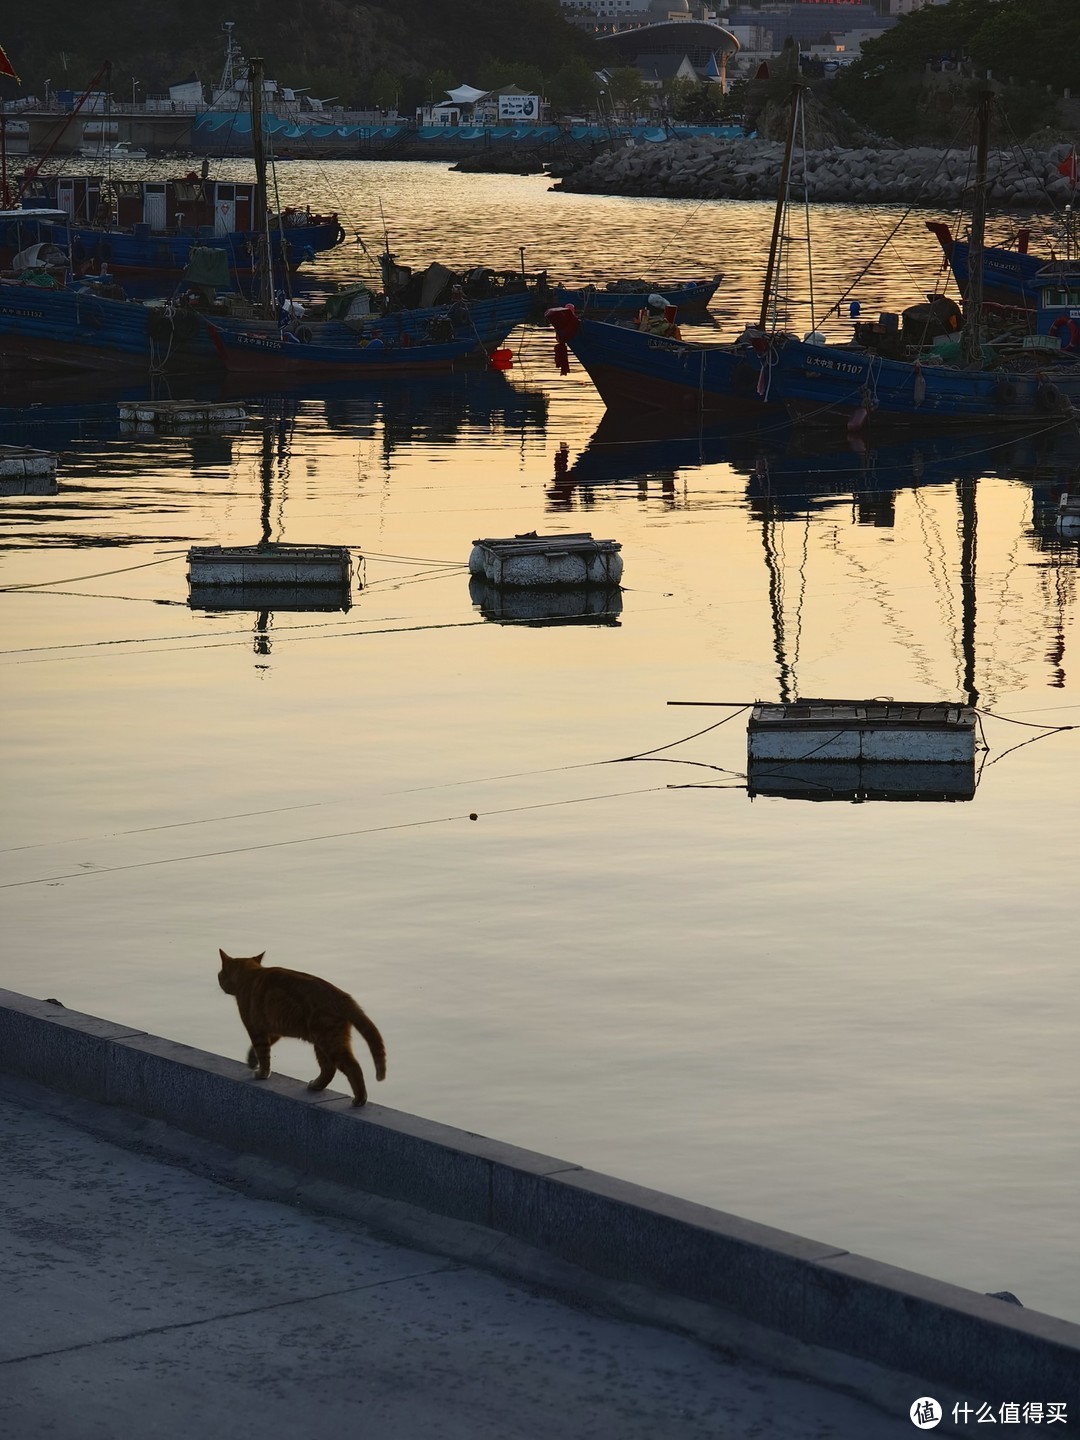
[2, 163, 1079, 1323]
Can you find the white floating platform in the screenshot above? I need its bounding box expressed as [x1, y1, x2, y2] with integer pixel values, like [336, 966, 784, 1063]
[0, 445, 58, 485]
[118, 401, 247, 432]
[747, 700, 976, 765]
[469, 532, 622, 588]
[187, 544, 352, 592]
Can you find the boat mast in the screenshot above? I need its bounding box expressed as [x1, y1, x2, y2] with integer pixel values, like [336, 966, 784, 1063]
[961, 81, 993, 367]
[759, 501, 796, 704]
[957, 476, 979, 706]
[1, 114, 10, 209]
[14, 59, 111, 204]
[249, 56, 275, 319]
[758, 81, 804, 333]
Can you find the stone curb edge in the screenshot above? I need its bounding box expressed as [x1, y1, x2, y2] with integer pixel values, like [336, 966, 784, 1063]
[1, 988, 1076, 1411]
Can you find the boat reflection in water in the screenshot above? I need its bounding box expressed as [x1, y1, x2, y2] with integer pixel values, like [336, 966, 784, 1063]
[0, 368, 549, 470]
[552, 408, 1080, 513]
[184, 416, 357, 661]
[746, 758, 978, 803]
[188, 579, 353, 615]
[569, 409, 1080, 801]
[469, 576, 622, 627]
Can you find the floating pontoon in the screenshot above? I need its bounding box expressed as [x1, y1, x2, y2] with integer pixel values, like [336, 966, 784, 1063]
[118, 401, 247, 434]
[747, 700, 977, 765]
[186, 544, 353, 611]
[0, 446, 59, 495]
[468, 532, 623, 588]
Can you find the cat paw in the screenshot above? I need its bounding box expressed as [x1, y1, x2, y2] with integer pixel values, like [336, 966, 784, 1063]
[253, 1070, 271, 1081]
[351, 1096, 367, 1107]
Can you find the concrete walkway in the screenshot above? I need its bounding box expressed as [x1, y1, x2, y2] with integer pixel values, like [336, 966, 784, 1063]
[0, 1075, 914, 1440]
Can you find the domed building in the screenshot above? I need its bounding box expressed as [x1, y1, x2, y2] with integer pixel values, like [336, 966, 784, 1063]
[595, 6, 739, 87]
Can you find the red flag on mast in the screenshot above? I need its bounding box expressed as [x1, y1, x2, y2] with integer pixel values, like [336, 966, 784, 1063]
[0, 44, 19, 81]
[1057, 149, 1078, 187]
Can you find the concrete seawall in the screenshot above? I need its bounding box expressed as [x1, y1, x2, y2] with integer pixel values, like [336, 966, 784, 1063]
[2, 986, 1077, 1415]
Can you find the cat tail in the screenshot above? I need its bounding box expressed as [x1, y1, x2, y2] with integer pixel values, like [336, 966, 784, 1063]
[350, 1003, 387, 1081]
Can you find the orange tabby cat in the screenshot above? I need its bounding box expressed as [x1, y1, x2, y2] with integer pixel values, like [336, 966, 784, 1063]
[217, 949, 386, 1106]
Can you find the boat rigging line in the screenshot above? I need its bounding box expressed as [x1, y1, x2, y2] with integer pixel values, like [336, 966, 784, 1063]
[0, 784, 674, 891]
[817, 106, 979, 327]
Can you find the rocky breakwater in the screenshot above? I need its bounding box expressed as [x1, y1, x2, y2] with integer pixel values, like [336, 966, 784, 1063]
[554, 138, 1079, 209]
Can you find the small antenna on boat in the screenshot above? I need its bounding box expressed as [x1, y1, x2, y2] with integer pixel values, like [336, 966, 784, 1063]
[378, 198, 390, 257]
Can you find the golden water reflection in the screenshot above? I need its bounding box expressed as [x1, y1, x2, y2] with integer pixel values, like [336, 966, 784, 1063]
[2, 165, 1079, 1322]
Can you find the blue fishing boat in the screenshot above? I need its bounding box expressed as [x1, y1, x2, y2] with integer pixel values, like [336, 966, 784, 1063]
[0, 273, 211, 372]
[0, 57, 531, 376]
[549, 84, 1080, 430]
[206, 323, 481, 375]
[771, 334, 1077, 427]
[926, 222, 1055, 309]
[546, 304, 775, 416]
[774, 91, 1080, 429]
[544, 85, 809, 418]
[265, 285, 533, 346]
[545, 275, 722, 318]
[15, 172, 344, 279]
[184, 280, 532, 360]
[0, 207, 72, 268]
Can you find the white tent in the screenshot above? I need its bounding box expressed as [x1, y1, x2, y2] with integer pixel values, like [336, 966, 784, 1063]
[446, 84, 488, 105]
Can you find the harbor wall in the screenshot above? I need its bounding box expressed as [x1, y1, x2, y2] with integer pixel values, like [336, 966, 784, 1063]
[2, 985, 1078, 1416]
[555, 137, 1080, 209]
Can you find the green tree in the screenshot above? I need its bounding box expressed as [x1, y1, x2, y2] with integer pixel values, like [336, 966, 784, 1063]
[369, 68, 402, 112]
[664, 75, 697, 120]
[665, 77, 723, 123]
[837, 0, 1080, 124]
[605, 66, 648, 120]
[548, 56, 600, 115]
[1, 0, 595, 102]
[424, 68, 457, 104]
[476, 61, 547, 97]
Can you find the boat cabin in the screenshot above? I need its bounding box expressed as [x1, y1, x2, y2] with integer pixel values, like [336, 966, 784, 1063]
[1035, 265, 1080, 353]
[0, 207, 70, 256]
[20, 174, 261, 236]
[19, 175, 104, 225]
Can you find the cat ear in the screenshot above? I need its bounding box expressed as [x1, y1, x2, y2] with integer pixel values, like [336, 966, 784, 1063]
[253, 952, 265, 964]
[218, 949, 231, 962]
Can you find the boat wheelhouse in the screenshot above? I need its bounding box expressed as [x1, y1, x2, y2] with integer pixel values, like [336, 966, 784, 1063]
[1034, 263, 1080, 353]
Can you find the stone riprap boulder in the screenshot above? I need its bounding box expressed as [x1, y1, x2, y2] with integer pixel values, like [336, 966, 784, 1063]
[554, 139, 1079, 208]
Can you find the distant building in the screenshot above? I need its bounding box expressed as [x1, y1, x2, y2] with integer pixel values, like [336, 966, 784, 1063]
[632, 52, 702, 88]
[560, 0, 717, 30]
[417, 83, 544, 127]
[168, 75, 204, 107]
[713, 2, 895, 75]
[560, 0, 638, 15]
